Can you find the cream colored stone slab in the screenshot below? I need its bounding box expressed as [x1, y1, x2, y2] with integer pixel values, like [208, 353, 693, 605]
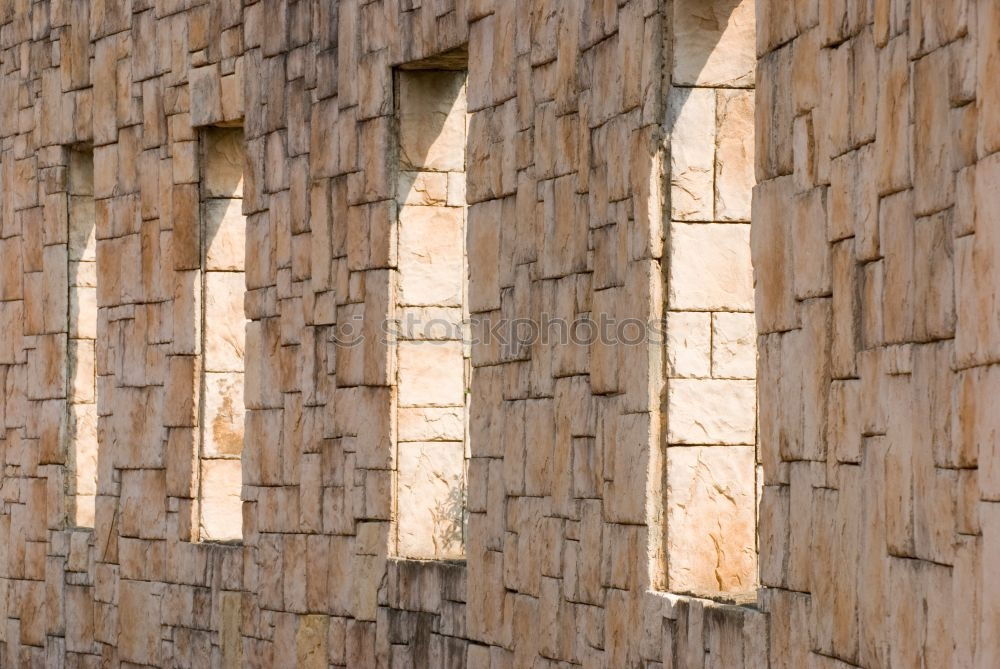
[712, 312, 756, 379]
[396, 441, 465, 559]
[668, 223, 754, 311]
[397, 205, 464, 307]
[204, 271, 247, 372]
[200, 458, 243, 542]
[203, 371, 245, 457]
[68, 195, 96, 261]
[666, 445, 757, 594]
[397, 340, 465, 408]
[398, 406, 465, 442]
[68, 339, 95, 403]
[204, 198, 246, 271]
[672, 0, 756, 87]
[715, 89, 755, 222]
[397, 306, 464, 340]
[668, 378, 756, 444]
[668, 87, 716, 221]
[667, 311, 712, 378]
[203, 127, 245, 198]
[447, 171, 467, 207]
[397, 170, 448, 205]
[70, 260, 97, 288]
[70, 285, 97, 340]
[398, 70, 467, 171]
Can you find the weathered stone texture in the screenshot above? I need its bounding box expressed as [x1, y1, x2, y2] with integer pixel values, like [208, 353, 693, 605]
[0, 0, 996, 667]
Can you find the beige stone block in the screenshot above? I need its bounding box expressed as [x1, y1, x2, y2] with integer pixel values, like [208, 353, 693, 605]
[200, 458, 243, 542]
[203, 372, 245, 457]
[396, 306, 464, 340]
[70, 259, 97, 289]
[69, 195, 96, 262]
[913, 47, 954, 215]
[715, 89, 754, 222]
[397, 340, 465, 408]
[668, 87, 716, 221]
[120, 469, 166, 539]
[118, 580, 162, 665]
[668, 378, 756, 445]
[296, 614, 329, 669]
[666, 445, 757, 594]
[204, 198, 246, 271]
[68, 339, 95, 403]
[668, 223, 753, 312]
[397, 171, 448, 206]
[672, 0, 755, 87]
[978, 0, 1000, 156]
[712, 312, 756, 378]
[202, 126, 245, 198]
[447, 171, 467, 207]
[398, 406, 465, 442]
[398, 70, 467, 171]
[204, 271, 246, 372]
[70, 285, 97, 340]
[667, 311, 712, 378]
[396, 441, 465, 559]
[69, 404, 98, 494]
[397, 205, 464, 307]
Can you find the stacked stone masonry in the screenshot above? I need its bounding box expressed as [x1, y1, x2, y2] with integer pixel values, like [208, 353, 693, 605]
[0, 0, 996, 667]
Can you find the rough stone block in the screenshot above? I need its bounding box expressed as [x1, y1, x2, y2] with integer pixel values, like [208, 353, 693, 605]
[669, 223, 754, 312]
[396, 441, 465, 559]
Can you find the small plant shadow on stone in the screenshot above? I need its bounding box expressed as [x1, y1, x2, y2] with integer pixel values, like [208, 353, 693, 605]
[430, 482, 466, 555]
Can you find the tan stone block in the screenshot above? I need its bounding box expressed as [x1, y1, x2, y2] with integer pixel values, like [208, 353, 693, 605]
[666, 311, 712, 378]
[715, 89, 754, 222]
[203, 198, 246, 271]
[467, 198, 501, 313]
[397, 205, 464, 307]
[880, 190, 915, 344]
[398, 70, 467, 172]
[396, 441, 465, 559]
[913, 47, 954, 216]
[398, 406, 465, 442]
[200, 458, 243, 542]
[203, 372, 245, 457]
[667, 378, 756, 445]
[69, 196, 96, 262]
[666, 445, 757, 594]
[876, 34, 910, 195]
[202, 126, 245, 198]
[792, 187, 831, 299]
[190, 64, 223, 127]
[68, 339, 95, 403]
[70, 285, 97, 340]
[296, 614, 329, 669]
[668, 223, 753, 312]
[672, 0, 755, 87]
[118, 580, 162, 665]
[397, 340, 465, 408]
[712, 312, 756, 379]
[979, 502, 1000, 665]
[668, 87, 716, 221]
[978, 0, 1000, 156]
[204, 271, 246, 372]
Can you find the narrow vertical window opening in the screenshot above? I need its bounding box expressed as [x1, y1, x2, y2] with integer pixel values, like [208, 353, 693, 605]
[393, 64, 470, 559]
[198, 126, 247, 542]
[67, 147, 97, 528]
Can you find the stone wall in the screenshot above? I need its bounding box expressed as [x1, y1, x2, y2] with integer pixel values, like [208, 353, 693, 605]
[0, 0, 996, 667]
